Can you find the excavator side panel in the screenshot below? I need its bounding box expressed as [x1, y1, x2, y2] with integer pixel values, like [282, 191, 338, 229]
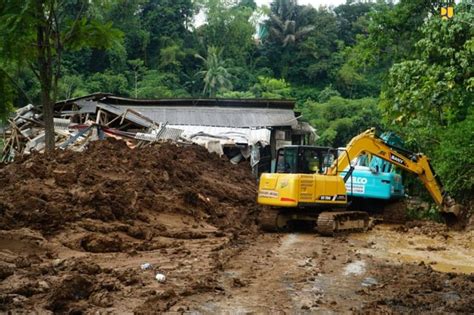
[258, 173, 348, 207]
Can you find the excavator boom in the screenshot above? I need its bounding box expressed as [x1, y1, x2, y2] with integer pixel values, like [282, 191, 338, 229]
[330, 128, 459, 217]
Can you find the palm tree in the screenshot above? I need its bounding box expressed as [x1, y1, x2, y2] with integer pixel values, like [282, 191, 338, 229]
[268, 0, 314, 47]
[195, 46, 233, 97]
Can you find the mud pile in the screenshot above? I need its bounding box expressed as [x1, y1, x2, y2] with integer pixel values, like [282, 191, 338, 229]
[0, 138, 257, 234]
[393, 220, 449, 237]
[0, 139, 259, 312]
[360, 263, 474, 313]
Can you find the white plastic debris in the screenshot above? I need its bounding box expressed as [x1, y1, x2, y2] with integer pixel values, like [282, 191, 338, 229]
[343, 260, 366, 276]
[155, 273, 166, 283]
[140, 263, 153, 270]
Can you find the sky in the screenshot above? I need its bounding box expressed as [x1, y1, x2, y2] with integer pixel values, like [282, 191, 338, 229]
[255, 0, 348, 7]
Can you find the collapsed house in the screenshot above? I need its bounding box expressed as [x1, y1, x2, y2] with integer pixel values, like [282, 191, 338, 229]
[1, 93, 316, 174]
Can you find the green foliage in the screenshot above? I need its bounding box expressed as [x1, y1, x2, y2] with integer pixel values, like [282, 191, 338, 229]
[406, 205, 443, 222]
[137, 71, 189, 98]
[141, 0, 194, 67]
[432, 111, 474, 202]
[381, 5, 473, 126]
[379, 3, 473, 202]
[301, 96, 381, 147]
[199, 0, 255, 65]
[195, 46, 233, 97]
[336, 0, 438, 98]
[251, 76, 291, 99]
[58, 74, 88, 100]
[0, 68, 16, 122]
[218, 90, 255, 98]
[86, 71, 129, 96]
[318, 85, 340, 103]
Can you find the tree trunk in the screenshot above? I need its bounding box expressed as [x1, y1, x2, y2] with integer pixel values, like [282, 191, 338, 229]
[36, 0, 55, 154]
[41, 89, 55, 153]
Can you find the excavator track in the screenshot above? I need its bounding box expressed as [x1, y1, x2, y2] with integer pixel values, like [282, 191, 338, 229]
[258, 207, 289, 232]
[317, 211, 369, 236]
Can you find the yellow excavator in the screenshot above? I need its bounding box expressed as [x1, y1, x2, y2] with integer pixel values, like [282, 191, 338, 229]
[258, 128, 462, 235]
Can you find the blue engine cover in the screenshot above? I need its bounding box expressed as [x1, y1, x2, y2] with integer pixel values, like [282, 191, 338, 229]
[341, 166, 404, 200]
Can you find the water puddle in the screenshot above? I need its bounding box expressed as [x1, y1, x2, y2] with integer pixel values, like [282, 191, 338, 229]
[352, 225, 474, 274]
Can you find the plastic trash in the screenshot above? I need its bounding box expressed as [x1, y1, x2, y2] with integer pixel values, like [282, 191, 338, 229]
[155, 273, 166, 283]
[361, 277, 378, 287]
[140, 263, 152, 270]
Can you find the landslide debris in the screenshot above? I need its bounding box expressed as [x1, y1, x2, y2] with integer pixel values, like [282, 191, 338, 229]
[0, 138, 257, 234]
[0, 139, 259, 312]
[359, 263, 474, 314]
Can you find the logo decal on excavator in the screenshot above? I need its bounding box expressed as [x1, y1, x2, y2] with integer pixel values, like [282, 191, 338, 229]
[318, 195, 345, 201]
[319, 195, 332, 201]
[258, 190, 279, 199]
[390, 154, 405, 165]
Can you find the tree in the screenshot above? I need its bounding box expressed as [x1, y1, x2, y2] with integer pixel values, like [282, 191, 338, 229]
[251, 76, 292, 99]
[380, 3, 473, 127]
[260, 0, 315, 79]
[380, 3, 473, 200]
[301, 96, 381, 147]
[0, 0, 122, 153]
[195, 46, 233, 97]
[289, 7, 338, 85]
[141, 0, 194, 67]
[267, 0, 314, 47]
[336, 0, 440, 98]
[199, 0, 256, 65]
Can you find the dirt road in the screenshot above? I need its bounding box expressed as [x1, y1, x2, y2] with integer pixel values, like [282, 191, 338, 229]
[184, 224, 474, 314]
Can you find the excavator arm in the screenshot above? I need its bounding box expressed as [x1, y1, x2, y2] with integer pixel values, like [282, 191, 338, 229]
[329, 128, 461, 218]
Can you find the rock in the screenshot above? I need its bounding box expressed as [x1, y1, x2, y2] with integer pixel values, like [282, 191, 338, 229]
[169, 304, 189, 312]
[52, 259, 64, 268]
[37, 280, 51, 292]
[15, 257, 32, 268]
[232, 277, 247, 288]
[0, 263, 14, 281]
[90, 290, 114, 307]
[301, 304, 310, 310]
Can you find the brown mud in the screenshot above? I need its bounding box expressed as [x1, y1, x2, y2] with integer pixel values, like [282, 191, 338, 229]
[1, 139, 473, 313]
[0, 139, 258, 313]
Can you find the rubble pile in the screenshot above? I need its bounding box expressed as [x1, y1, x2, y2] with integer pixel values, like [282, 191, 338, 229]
[1, 102, 184, 163]
[0, 139, 259, 312]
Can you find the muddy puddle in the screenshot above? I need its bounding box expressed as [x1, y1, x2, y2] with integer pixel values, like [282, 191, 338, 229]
[352, 224, 474, 274]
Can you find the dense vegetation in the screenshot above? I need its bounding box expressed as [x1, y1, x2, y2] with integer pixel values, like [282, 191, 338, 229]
[0, 0, 472, 202]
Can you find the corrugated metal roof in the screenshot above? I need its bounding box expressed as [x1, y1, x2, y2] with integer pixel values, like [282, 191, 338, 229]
[113, 105, 297, 128]
[102, 96, 295, 109]
[96, 103, 157, 128]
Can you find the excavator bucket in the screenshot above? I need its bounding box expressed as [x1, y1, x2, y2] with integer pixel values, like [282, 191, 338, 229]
[441, 196, 465, 227]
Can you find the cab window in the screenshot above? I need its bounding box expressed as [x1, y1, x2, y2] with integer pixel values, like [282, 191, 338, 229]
[276, 148, 298, 173]
[321, 150, 336, 174]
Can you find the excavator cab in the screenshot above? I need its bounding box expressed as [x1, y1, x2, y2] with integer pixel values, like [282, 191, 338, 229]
[275, 146, 338, 175]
